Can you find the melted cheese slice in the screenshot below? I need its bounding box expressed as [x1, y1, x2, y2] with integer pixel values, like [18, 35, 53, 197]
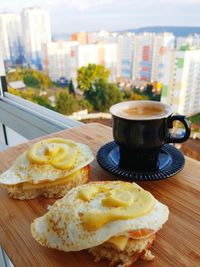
[107, 236, 129, 251]
[11, 167, 88, 189]
[79, 183, 155, 231]
[31, 181, 169, 252]
[27, 138, 79, 170]
[78, 185, 107, 201]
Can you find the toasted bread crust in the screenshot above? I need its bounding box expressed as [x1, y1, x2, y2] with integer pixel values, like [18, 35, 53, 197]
[89, 235, 155, 267]
[7, 166, 89, 200]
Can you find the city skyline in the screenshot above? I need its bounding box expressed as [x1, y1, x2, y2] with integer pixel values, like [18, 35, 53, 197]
[1, 6, 200, 118]
[0, 0, 200, 34]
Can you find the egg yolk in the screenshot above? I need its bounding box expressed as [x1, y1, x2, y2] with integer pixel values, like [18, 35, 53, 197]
[27, 138, 79, 170]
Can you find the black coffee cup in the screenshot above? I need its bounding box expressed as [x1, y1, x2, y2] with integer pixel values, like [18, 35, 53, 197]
[110, 100, 191, 171]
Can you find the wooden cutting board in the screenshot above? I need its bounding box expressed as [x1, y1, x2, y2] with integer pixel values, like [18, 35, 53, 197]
[0, 123, 200, 267]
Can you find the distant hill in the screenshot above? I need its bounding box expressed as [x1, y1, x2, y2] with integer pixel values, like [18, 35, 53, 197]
[53, 27, 200, 39]
[126, 26, 200, 37]
[52, 33, 70, 41]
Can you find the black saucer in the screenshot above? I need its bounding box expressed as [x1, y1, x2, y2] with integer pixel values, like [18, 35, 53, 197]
[97, 141, 185, 181]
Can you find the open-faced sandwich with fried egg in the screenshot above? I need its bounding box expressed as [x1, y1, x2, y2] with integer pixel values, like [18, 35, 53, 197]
[31, 181, 169, 267]
[0, 138, 94, 200]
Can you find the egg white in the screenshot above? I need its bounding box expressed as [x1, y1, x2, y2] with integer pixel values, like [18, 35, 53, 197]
[31, 181, 169, 251]
[0, 143, 94, 185]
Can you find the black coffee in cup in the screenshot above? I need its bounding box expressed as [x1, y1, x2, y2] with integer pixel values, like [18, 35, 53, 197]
[117, 106, 166, 119]
[110, 101, 190, 171]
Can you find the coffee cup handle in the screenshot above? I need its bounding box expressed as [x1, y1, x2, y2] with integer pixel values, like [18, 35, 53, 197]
[166, 115, 191, 143]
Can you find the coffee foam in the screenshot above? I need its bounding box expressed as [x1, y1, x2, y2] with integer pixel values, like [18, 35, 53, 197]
[110, 101, 172, 120]
[118, 106, 166, 119]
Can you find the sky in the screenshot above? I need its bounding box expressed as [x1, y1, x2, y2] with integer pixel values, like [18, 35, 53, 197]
[1, 0, 200, 34]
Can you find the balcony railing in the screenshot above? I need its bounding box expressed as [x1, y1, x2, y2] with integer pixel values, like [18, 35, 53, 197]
[0, 54, 82, 267]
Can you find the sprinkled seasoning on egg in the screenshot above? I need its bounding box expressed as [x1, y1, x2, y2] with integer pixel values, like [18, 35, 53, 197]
[31, 181, 169, 252]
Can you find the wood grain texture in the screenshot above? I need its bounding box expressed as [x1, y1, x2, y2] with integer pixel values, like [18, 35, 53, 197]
[0, 123, 200, 267]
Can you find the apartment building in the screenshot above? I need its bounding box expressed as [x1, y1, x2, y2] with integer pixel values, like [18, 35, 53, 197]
[101, 43, 117, 81]
[70, 32, 88, 45]
[70, 43, 117, 82]
[87, 32, 100, 44]
[176, 34, 200, 50]
[42, 41, 78, 81]
[0, 13, 23, 65]
[151, 33, 175, 81]
[161, 49, 200, 116]
[117, 33, 135, 79]
[132, 32, 154, 81]
[22, 7, 51, 69]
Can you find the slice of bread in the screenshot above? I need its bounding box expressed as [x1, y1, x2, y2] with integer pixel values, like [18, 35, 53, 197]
[7, 165, 89, 200]
[89, 235, 155, 267]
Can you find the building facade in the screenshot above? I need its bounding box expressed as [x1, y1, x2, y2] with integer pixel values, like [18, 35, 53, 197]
[42, 41, 78, 82]
[22, 7, 51, 69]
[161, 50, 200, 116]
[117, 33, 134, 79]
[176, 34, 200, 50]
[101, 43, 117, 81]
[0, 13, 23, 66]
[70, 43, 117, 82]
[151, 33, 175, 82]
[132, 33, 154, 81]
[70, 32, 88, 45]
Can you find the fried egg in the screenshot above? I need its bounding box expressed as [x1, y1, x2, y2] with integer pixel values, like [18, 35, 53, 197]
[31, 181, 169, 251]
[0, 138, 94, 186]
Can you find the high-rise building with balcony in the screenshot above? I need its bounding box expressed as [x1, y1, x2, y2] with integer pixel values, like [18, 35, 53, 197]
[70, 31, 118, 45]
[130, 32, 175, 82]
[42, 41, 78, 82]
[176, 34, 200, 50]
[151, 33, 175, 81]
[98, 31, 118, 44]
[70, 32, 88, 45]
[132, 33, 154, 81]
[117, 33, 135, 79]
[70, 43, 117, 83]
[0, 13, 23, 66]
[161, 49, 200, 116]
[98, 42, 117, 81]
[69, 44, 100, 86]
[22, 7, 51, 69]
[87, 32, 99, 44]
[72, 44, 99, 81]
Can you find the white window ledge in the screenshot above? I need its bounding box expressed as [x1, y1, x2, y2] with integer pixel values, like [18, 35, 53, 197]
[0, 92, 82, 140]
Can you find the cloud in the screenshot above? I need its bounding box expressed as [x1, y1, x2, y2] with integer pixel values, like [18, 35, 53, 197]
[160, 0, 200, 4]
[1, 0, 200, 33]
[71, 0, 113, 11]
[46, 0, 114, 11]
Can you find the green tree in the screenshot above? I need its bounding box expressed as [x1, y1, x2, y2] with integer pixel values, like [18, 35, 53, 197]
[77, 64, 110, 91]
[23, 74, 40, 88]
[7, 67, 52, 90]
[37, 72, 52, 89]
[20, 89, 35, 101]
[189, 113, 200, 124]
[24, 69, 52, 89]
[124, 89, 150, 101]
[131, 92, 150, 100]
[68, 79, 75, 95]
[78, 98, 93, 112]
[55, 92, 78, 115]
[85, 80, 123, 112]
[145, 84, 153, 98]
[32, 95, 54, 110]
[6, 67, 23, 82]
[144, 84, 160, 101]
[7, 87, 21, 97]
